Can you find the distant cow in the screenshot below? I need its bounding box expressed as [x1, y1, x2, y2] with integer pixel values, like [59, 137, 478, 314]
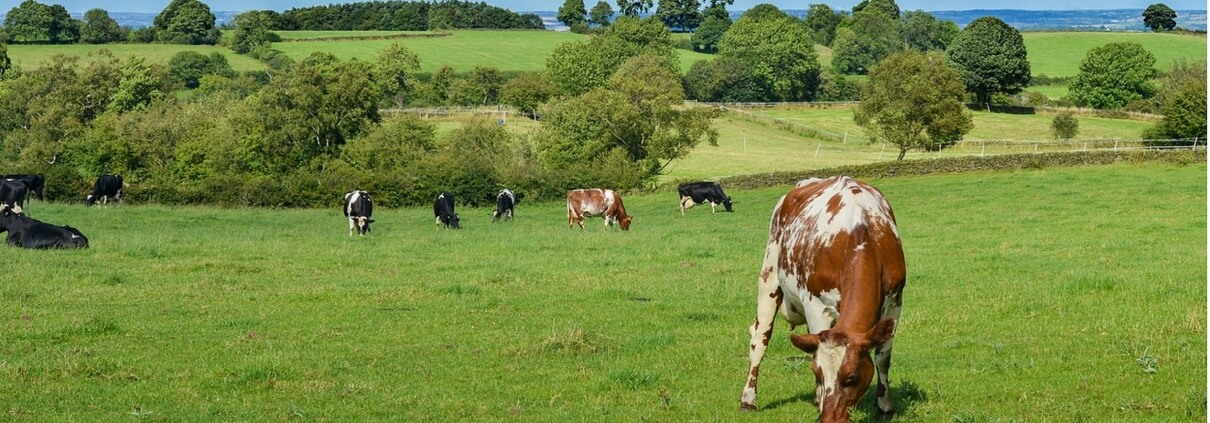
[678, 181, 733, 215]
[0, 205, 88, 249]
[434, 192, 460, 229]
[3, 174, 44, 200]
[1, 179, 28, 210]
[567, 188, 632, 231]
[343, 190, 374, 236]
[85, 175, 123, 206]
[492, 189, 516, 223]
[740, 176, 905, 423]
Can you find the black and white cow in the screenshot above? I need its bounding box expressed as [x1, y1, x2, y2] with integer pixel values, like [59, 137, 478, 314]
[1, 179, 29, 210]
[492, 189, 515, 223]
[343, 190, 374, 236]
[85, 175, 124, 206]
[678, 181, 733, 215]
[3, 174, 44, 200]
[0, 205, 88, 249]
[434, 192, 460, 229]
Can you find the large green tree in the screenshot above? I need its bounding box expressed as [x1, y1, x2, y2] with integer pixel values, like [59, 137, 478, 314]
[544, 16, 676, 96]
[946, 16, 1030, 107]
[852, 0, 900, 19]
[1141, 61, 1206, 140]
[557, 0, 587, 27]
[0, 43, 10, 77]
[537, 54, 718, 188]
[804, 3, 843, 46]
[80, 8, 124, 44]
[3, 0, 78, 44]
[831, 9, 903, 75]
[1066, 42, 1156, 109]
[655, 0, 702, 32]
[717, 7, 820, 101]
[167, 51, 234, 89]
[854, 51, 972, 160]
[1142, 3, 1177, 32]
[589, 1, 614, 27]
[229, 10, 278, 54]
[690, 5, 730, 53]
[153, 0, 220, 45]
[374, 42, 421, 108]
[616, 0, 653, 17]
[500, 72, 557, 118]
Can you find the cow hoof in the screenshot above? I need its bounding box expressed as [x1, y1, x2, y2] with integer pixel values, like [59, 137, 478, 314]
[739, 403, 757, 412]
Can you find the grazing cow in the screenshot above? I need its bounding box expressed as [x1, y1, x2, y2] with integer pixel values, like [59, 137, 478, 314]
[492, 189, 516, 223]
[566, 188, 632, 231]
[678, 181, 733, 215]
[434, 192, 460, 229]
[1, 179, 28, 210]
[740, 176, 906, 423]
[343, 190, 374, 236]
[85, 175, 124, 206]
[3, 174, 44, 200]
[0, 205, 89, 249]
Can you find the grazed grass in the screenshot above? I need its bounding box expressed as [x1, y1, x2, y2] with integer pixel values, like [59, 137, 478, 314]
[756, 107, 1154, 140]
[1024, 32, 1207, 78]
[4, 43, 267, 73]
[0, 162, 1203, 422]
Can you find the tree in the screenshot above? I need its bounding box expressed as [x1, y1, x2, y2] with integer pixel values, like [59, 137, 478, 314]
[852, 0, 900, 19]
[544, 16, 676, 96]
[230, 10, 278, 54]
[500, 72, 557, 118]
[80, 8, 124, 44]
[1142, 3, 1177, 32]
[717, 8, 820, 101]
[375, 42, 421, 108]
[1141, 60, 1205, 140]
[682, 57, 768, 102]
[154, 0, 220, 45]
[167, 51, 234, 89]
[108, 57, 164, 114]
[557, 0, 587, 27]
[340, 114, 435, 173]
[1066, 42, 1155, 109]
[0, 43, 10, 78]
[854, 51, 972, 160]
[616, 0, 653, 17]
[690, 6, 729, 53]
[655, 0, 702, 32]
[1051, 112, 1079, 139]
[537, 54, 718, 188]
[804, 4, 843, 46]
[589, 1, 614, 27]
[4, 0, 78, 43]
[900, 10, 958, 52]
[946, 16, 1031, 107]
[831, 10, 903, 75]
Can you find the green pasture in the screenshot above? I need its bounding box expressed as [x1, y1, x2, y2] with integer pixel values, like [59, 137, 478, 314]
[1, 162, 1204, 421]
[1024, 32, 1207, 79]
[3, 43, 267, 73]
[273, 30, 431, 40]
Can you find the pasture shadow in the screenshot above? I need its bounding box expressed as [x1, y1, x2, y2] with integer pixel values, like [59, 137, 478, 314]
[762, 379, 929, 422]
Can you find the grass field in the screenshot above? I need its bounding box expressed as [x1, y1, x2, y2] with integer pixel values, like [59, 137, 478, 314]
[1023, 32, 1207, 78]
[1, 162, 1203, 421]
[4, 43, 267, 73]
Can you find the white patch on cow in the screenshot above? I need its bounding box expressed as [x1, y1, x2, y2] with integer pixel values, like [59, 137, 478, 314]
[346, 191, 363, 216]
[783, 177, 900, 261]
[71, 233, 80, 239]
[802, 287, 841, 334]
[855, 242, 866, 252]
[796, 177, 824, 187]
[816, 341, 847, 398]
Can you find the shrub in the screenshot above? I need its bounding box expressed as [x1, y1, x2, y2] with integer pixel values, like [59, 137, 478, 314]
[1051, 112, 1079, 139]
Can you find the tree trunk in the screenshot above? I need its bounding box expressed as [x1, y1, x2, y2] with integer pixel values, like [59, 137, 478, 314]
[897, 147, 907, 161]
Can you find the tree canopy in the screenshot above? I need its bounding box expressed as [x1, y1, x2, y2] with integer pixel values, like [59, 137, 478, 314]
[153, 0, 220, 45]
[655, 0, 703, 32]
[946, 16, 1030, 107]
[832, 9, 903, 75]
[80, 9, 124, 44]
[718, 7, 820, 101]
[544, 16, 676, 96]
[852, 0, 900, 19]
[900, 10, 958, 52]
[1066, 42, 1156, 109]
[557, 0, 587, 27]
[3, 0, 78, 44]
[804, 3, 843, 46]
[854, 50, 972, 160]
[589, 1, 614, 27]
[1142, 3, 1177, 32]
[690, 5, 730, 53]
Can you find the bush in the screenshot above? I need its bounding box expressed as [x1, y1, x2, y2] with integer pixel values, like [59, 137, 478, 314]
[1051, 112, 1079, 139]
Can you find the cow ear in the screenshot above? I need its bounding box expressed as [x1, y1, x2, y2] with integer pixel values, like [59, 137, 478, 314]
[367, 219, 375, 223]
[789, 332, 821, 354]
[866, 318, 896, 348]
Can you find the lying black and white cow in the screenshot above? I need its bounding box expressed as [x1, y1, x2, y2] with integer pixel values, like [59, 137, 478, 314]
[0, 205, 88, 249]
[492, 189, 515, 223]
[85, 175, 123, 206]
[434, 192, 460, 229]
[677, 181, 733, 215]
[3, 174, 44, 200]
[1, 179, 29, 210]
[343, 190, 374, 236]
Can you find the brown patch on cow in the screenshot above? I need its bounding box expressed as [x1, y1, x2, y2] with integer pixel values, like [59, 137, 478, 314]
[760, 267, 772, 280]
[747, 367, 760, 388]
[851, 187, 862, 195]
[825, 193, 844, 217]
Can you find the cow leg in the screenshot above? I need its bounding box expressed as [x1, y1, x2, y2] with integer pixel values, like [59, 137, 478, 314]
[710, 201, 718, 213]
[435, 216, 442, 230]
[875, 293, 903, 419]
[349, 217, 356, 236]
[741, 259, 783, 411]
[679, 196, 693, 215]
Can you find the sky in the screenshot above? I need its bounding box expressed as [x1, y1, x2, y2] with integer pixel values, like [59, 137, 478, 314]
[1, 0, 1205, 14]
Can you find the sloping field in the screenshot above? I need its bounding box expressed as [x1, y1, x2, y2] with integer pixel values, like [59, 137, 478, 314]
[1024, 32, 1207, 78]
[2, 162, 1204, 422]
[4, 43, 266, 73]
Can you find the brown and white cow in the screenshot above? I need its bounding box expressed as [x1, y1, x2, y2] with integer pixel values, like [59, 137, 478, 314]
[740, 176, 906, 423]
[566, 188, 632, 231]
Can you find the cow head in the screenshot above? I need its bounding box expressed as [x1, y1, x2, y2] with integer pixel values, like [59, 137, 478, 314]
[618, 214, 632, 230]
[789, 318, 895, 423]
[356, 217, 374, 235]
[449, 213, 461, 229]
[723, 196, 734, 212]
[84, 194, 96, 206]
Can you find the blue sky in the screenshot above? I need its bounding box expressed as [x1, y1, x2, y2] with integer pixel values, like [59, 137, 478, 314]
[2, 0, 1205, 14]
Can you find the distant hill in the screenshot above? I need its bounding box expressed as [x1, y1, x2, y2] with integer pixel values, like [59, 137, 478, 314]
[2, 8, 1203, 32]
